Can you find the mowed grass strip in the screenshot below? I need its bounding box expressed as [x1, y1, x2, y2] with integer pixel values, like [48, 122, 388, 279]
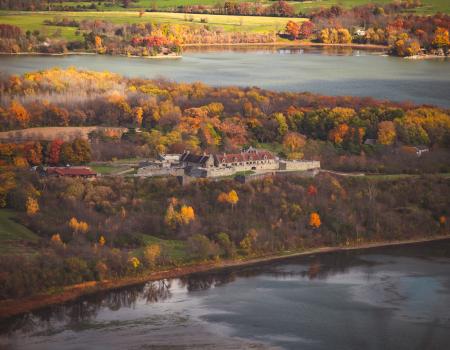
[0, 209, 40, 255]
[0, 11, 302, 41]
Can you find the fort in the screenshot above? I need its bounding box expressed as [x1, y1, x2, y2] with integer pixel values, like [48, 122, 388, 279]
[137, 147, 320, 179]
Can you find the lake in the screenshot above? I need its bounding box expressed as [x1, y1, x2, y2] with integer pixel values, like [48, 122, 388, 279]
[1, 47, 449, 107]
[1, 239, 450, 350]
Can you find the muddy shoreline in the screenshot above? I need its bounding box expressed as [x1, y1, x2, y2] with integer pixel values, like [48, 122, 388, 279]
[1, 234, 449, 320]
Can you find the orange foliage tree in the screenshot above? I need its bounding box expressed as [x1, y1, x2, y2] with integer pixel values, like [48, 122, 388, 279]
[26, 197, 39, 216]
[309, 212, 321, 228]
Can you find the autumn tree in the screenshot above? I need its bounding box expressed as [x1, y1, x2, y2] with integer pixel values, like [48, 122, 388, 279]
[26, 197, 39, 216]
[165, 199, 195, 227]
[0, 170, 15, 207]
[180, 205, 195, 225]
[47, 139, 64, 165]
[69, 217, 89, 234]
[299, 21, 314, 39]
[432, 27, 449, 49]
[328, 123, 349, 145]
[217, 190, 239, 209]
[129, 256, 140, 269]
[282, 132, 306, 159]
[377, 121, 396, 145]
[240, 229, 258, 255]
[144, 244, 161, 267]
[309, 212, 321, 228]
[51, 233, 62, 244]
[285, 21, 300, 39]
[9, 100, 30, 128]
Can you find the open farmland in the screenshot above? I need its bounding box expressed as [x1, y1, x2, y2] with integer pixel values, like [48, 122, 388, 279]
[0, 11, 301, 41]
[46, 0, 450, 14]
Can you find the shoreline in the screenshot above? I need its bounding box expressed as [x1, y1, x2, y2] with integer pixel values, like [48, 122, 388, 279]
[0, 42, 388, 58]
[183, 42, 388, 50]
[0, 234, 449, 320]
[0, 51, 181, 59]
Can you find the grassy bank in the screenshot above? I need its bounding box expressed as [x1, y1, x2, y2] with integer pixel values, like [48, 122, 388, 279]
[1, 234, 449, 320]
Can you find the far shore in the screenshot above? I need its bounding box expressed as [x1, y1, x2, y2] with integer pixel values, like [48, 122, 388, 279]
[0, 51, 181, 59]
[0, 42, 389, 59]
[183, 41, 389, 50]
[0, 234, 449, 320]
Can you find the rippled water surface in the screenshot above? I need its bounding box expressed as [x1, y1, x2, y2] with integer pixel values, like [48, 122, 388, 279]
[1, 240, 450, 350]
[1, 47, 449, 107]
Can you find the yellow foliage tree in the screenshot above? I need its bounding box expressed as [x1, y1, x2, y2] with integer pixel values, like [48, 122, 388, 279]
[239, 229, 258, 255]
[134, 106, 144, 127]
[69, 217, 89, 233]
[309, 212, 321, 228]
[282, 132, 306, 159]
[99, 235, 106, 247]
[180, 205, 195, 225]
[129, 256, 140, 269]
[432, 27, 449, 49]
[217, 190, 239, 209]
[165, 201, 195, 227]
[26, 197, 39, 216]
[144, 244, 161, 266]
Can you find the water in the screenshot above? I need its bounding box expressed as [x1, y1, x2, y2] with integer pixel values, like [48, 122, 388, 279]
[1, 47, 449, 107]
[1, 240, 450, 350]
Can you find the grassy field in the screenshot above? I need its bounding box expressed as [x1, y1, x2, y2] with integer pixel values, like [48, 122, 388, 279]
[0, 11, 298, 41]
[140, 234, 189, 263]
[0, 209, 40, 255]
[52, 0, 450, 14]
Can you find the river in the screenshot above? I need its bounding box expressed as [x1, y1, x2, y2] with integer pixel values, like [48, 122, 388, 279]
[1, 47, 449, 107]
[1, 239, 450, 350]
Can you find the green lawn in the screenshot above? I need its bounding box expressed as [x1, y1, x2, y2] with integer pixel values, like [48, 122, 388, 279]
[0, 209, 40, 255]
[0, 11, 299, 41]
[140, 234, 189, 263]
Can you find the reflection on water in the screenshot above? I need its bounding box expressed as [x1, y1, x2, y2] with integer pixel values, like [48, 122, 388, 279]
[1, 240, 450, 350]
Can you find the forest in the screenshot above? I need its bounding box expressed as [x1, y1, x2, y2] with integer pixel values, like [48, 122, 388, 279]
[0, 168, 448, 299]
[0, 68, 449, 172]
[0, 67, 449, 300]
[284, 2, 450, 56]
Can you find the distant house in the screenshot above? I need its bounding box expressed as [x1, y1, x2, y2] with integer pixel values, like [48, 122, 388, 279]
[44, 166, 97, 178]
[414, 146, 430, 157]
[364, 138, 377, 145]
[354, 29, 366, 37]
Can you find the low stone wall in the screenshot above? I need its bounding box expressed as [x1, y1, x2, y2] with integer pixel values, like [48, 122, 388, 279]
[203, 167, 235, 178]
[136, 167, 184, 177]
[279, 160, 320, 171]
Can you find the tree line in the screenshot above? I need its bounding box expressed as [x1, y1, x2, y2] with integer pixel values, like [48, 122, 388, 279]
[0, 170, 448, 299]
[284, 2, 449, 56]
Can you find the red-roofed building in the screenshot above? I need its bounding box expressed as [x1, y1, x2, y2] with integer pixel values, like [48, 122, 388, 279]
[45, 167, 97, 179]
